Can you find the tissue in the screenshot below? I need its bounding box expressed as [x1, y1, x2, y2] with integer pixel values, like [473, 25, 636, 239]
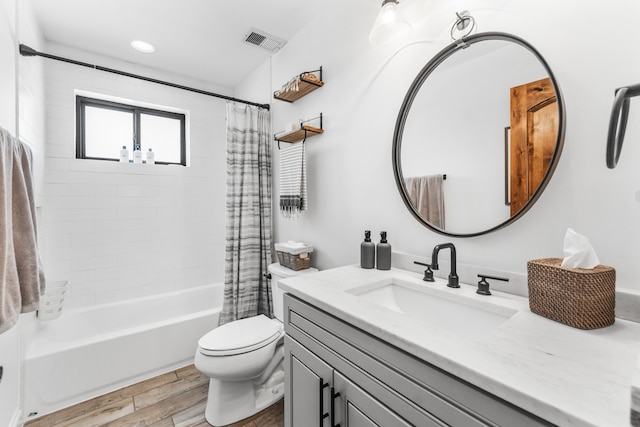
[561, 228, 600, 269]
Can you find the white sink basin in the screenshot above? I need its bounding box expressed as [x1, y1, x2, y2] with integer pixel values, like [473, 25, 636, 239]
[347, 278, 517, 340]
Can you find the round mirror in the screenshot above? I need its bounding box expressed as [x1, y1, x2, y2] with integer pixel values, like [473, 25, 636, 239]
[393, 32, 565, 237]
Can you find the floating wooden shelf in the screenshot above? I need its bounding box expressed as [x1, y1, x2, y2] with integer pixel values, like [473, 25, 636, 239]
[274, 68, 324, 103]
[274, 113, 324, 144]
[275, 125, 324, 144]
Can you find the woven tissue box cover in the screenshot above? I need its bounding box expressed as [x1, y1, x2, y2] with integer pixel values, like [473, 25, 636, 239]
[527, 258, 616, 330]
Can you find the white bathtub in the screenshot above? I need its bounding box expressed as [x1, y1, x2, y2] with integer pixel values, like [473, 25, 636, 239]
[23, 283, 223, 420]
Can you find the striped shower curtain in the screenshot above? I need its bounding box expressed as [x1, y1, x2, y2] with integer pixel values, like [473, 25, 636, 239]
[219, 103, 273, 325]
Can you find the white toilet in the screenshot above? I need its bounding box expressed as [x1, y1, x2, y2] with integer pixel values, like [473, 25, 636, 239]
[194, 262, 317, 426]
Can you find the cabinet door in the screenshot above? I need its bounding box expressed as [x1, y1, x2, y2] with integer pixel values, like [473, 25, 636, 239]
[285, 336, 334, 427]
[334, 371, 439, 427]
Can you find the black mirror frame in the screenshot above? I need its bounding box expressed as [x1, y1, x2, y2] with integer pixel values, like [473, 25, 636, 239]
[392, 32, 566, 238]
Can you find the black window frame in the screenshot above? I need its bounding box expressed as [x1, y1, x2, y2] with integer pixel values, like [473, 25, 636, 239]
[76, 95, 187, 166]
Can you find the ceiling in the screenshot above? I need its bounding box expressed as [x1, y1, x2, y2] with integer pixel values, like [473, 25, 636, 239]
[29, 0, 327, 88]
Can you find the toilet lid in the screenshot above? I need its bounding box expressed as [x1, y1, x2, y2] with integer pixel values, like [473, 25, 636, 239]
[198, 314, 283, 356]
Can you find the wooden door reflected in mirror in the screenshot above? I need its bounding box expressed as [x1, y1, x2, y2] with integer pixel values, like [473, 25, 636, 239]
[509, 77, 558, 216]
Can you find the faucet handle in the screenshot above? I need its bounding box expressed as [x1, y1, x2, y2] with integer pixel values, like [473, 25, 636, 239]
[476, 274, 509, 296]
[414, 261, 435, 282]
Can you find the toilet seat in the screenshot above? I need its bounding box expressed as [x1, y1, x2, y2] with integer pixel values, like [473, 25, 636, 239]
[198, 314, 282, 356]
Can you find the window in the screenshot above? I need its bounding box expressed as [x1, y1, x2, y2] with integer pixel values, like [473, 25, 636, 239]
[76, 96, 186, 165]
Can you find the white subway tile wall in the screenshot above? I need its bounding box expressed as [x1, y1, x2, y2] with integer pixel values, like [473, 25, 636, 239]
[42, 42, 229, 309]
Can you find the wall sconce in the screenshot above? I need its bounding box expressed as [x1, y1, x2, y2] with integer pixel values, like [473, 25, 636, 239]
[369, 0, 412, 46]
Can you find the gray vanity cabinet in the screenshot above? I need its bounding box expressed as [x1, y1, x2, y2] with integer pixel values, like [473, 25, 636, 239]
[284, 294, 553, 427]
[286, 336, 333, 426]
[286, 336, 419, 427]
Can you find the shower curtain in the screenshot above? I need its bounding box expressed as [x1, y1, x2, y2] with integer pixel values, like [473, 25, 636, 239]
[219, 103, 273, 325]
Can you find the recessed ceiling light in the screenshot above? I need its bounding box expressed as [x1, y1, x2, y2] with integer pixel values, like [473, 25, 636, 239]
[131, 40, 155, 53]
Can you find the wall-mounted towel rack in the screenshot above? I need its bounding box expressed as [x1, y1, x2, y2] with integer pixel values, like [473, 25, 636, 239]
[274, 113, 323, 148]
[606, 82, 640, 168]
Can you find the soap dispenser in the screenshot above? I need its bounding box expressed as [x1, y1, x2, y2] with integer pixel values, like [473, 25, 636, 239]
[360, 230, 375, 269]
[376, 231, 391, 270]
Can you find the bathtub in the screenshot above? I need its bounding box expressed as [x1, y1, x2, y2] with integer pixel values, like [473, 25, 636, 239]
[22, 283, 223, 420]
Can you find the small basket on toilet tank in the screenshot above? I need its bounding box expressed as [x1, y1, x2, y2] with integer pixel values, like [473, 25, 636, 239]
[275, 241, 313, 270]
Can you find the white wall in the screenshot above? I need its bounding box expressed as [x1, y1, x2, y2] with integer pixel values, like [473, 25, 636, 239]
[41, 43, 229, 308]
[0, 0, 42, 424]
[0, 0, 15, 133]
[1, 0, 45, 424]
[238, 0, 640, 291]
[18, 0, 45, 200]
[14, 0, 46, 423]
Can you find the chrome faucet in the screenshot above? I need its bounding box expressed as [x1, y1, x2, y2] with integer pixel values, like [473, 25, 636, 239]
[431, 243, 459, 288]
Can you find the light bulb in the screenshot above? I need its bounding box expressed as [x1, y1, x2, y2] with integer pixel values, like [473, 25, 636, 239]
[369, 0, 412, 46]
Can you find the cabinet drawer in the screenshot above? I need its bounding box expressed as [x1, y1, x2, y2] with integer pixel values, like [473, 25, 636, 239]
[285, 294, 551, 427]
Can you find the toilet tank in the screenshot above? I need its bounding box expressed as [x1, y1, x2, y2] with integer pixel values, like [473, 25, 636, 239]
[269, 262, 318, 322]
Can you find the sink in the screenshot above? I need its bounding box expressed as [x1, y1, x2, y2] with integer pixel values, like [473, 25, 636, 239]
[347, 278, 517, 340]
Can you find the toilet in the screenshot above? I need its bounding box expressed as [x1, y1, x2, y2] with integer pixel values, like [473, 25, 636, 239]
[194, 262, 317, 426]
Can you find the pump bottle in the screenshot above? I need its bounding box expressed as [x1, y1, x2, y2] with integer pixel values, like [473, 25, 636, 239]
[133, 145, 142, 164]
[360, 230, 375, 269]
[376, 231, 391, 270]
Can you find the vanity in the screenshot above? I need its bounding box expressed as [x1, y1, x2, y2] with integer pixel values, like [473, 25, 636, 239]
[276, 24, 640, 427]
[280, 265, 640, 427]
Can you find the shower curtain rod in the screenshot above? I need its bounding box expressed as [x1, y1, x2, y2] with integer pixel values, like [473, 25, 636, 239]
[19, 44, 270, 110]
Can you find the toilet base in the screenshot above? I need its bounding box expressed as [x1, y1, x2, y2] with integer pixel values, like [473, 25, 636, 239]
[204, 367, 285, 426]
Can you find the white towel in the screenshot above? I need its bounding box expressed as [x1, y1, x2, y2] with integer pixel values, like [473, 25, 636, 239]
[279, 142, 307, 219]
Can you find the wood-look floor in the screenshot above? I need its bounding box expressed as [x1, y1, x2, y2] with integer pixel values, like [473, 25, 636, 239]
[24, 364, 284, 427]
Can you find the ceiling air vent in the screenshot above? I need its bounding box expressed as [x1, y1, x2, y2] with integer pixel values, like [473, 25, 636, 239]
[243, 28, 287, 52]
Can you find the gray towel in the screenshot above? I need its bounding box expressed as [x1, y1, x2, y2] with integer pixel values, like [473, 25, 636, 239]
[404, 174, 445, 229]
[0, 127, 45, 334]
[279, 142, 307, 219]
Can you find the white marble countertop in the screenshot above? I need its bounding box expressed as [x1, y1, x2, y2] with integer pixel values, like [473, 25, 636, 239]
[279, 265, 640, 427]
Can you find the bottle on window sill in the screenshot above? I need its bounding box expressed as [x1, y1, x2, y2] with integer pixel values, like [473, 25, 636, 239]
[146, 148, 155, 165]
[119, 145, 129, 163]
[133, 145, 143, 164]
